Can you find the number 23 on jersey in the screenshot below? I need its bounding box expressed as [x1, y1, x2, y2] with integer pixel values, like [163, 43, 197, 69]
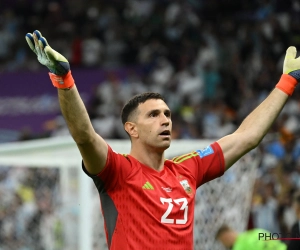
[160, 197, 188, 225]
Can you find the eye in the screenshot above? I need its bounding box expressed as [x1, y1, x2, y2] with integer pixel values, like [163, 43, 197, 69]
[165, 111, 171, 117]
[150, 112, 158, 117]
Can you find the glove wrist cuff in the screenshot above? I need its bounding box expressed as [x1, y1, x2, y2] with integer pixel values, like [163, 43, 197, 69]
[275, 74, 298, 96]
[49, 71, 75, 90]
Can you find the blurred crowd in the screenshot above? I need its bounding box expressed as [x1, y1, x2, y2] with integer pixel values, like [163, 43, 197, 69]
[0, 167, 63, 250]
[2, 0, 300, 248]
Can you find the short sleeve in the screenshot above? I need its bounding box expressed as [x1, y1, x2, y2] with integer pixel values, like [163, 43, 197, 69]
[82, 145, 133, 192]
[196, 142, 225, 186]
[172, 142, 225, 188]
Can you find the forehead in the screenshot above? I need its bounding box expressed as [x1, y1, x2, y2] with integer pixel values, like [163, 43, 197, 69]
[137, 99, 169, 113]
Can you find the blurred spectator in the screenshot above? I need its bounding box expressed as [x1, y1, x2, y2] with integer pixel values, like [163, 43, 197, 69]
[251, 181, 281, 234]
[287, 191, 300, 250]
[216, 224, 287, 250]
[0, 167, 61, 250]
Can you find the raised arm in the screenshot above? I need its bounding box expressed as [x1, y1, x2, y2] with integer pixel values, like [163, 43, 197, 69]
[26, 30, 107, 175]
[57, 86, 108, 175]
[218, 46, 300, 170]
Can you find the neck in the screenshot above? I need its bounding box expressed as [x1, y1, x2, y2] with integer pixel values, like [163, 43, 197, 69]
[130, 144, 166, 171]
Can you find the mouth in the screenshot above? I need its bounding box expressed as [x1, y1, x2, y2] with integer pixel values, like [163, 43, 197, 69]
[159, 130, 171, 138]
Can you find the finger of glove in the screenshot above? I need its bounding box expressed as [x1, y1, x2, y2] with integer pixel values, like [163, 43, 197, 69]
[33, 30, 43, 57]
[285, 46, 297, 60]
[38, 38, 49, 58]
[33, 34, 42, 58]
[25, 33, 37, 54]
[33, 30, 42, 40]
[39, 37, 49, 47]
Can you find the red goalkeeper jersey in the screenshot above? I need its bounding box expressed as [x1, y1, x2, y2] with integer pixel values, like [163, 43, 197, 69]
[83, 142, 225, 250]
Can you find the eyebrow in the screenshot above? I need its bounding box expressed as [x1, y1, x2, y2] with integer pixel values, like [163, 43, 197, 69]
[146, 109, 171, 116]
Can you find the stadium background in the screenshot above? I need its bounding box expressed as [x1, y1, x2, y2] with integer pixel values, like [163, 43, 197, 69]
[1, 0, 300, 249]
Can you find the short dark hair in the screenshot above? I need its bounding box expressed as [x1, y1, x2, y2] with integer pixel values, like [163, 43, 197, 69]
[121, 92, 164, 124]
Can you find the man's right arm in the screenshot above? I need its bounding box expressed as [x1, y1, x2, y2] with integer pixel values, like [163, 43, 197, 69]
[25, 30, 107, 175]
[58, 86, 108, 175]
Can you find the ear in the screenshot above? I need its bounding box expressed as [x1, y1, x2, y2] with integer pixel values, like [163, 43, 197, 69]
[124, 122, 138, 138]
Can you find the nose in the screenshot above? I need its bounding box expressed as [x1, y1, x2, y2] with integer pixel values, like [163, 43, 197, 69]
[161, 114, 170, 126]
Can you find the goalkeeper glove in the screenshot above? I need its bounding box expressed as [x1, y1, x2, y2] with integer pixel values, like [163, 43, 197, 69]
[25, 30, 74, 89]
[276, 46, 300, 96]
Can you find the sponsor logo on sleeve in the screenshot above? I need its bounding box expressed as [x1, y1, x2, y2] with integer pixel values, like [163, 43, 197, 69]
[196, 145, 214, 158]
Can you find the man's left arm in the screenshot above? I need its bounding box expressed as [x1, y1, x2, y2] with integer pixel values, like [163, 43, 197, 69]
[217, 46, 300, 170]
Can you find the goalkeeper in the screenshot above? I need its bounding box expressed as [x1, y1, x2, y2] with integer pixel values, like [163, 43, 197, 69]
[26, 30, 300, 250]
[216, 225, 287, 250]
